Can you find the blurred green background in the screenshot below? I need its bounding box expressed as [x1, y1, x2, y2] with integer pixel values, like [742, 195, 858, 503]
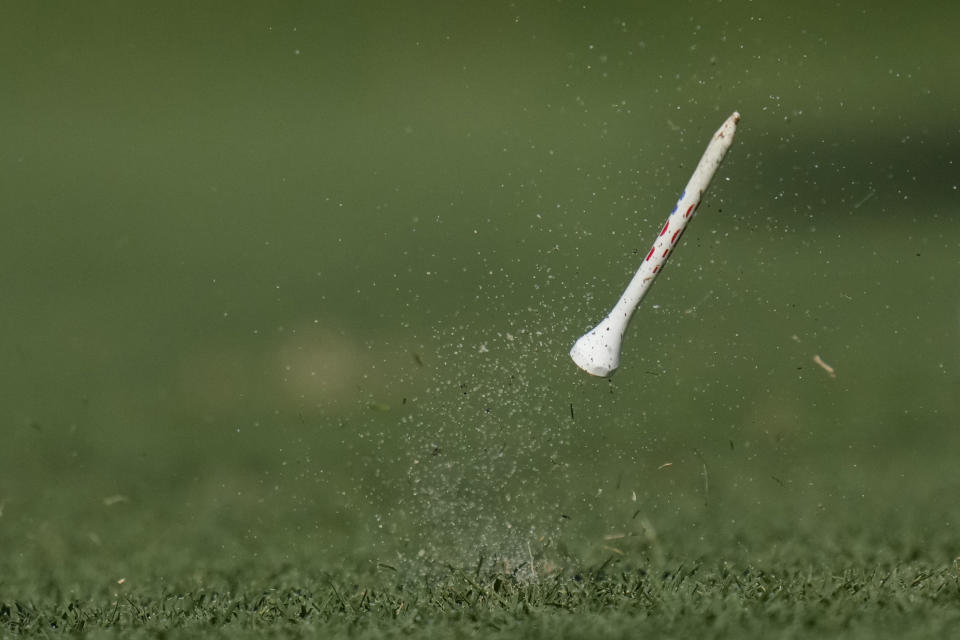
[2, 2, 958, 580]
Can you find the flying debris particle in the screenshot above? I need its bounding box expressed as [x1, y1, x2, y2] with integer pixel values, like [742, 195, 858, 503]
[693, 449, 709, 503]
[852, 189, 876, 209]
[683, 289, 714, 315]
[813, 354, 836, 378]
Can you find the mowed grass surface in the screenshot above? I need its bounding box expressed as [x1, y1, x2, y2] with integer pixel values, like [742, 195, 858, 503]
[3, 550, 959, 638]
[4, 469, 960, 639]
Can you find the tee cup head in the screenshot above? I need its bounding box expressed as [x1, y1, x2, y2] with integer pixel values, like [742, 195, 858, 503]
[569, 315, 626, 377]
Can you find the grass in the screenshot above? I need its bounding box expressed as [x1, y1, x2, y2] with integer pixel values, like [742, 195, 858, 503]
[4, 491, 960, 640]
[3, 553, 959, 638]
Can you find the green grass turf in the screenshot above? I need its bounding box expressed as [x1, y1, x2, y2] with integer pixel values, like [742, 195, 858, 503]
[4, 494, 960, 640]
[3, 557, 959, 638]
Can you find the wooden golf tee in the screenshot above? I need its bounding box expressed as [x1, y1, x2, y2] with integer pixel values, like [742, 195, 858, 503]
[570, 112, 740, 377]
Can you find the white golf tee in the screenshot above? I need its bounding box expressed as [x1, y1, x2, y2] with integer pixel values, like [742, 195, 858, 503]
[570, 112, 740, 377]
